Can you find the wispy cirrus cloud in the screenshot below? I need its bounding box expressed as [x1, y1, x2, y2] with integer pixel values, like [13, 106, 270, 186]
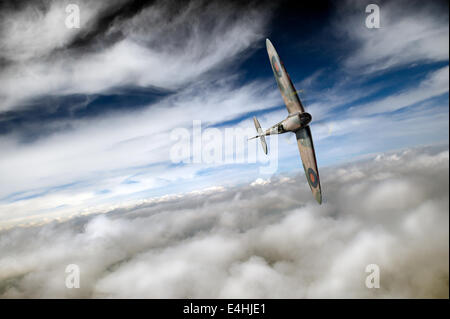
[348, 66, 449, 116]
[0, 0, 128, 62]
[340, 0, 449, 73]
[0, 0, 278, 227]
[0, 0, 271, 111]
[0, 76, 280, 228]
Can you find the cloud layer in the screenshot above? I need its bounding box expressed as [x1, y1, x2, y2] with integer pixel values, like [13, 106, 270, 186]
[0, 146, 448, 298]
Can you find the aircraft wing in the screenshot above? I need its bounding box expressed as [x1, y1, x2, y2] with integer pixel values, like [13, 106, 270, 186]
[266, 38, 304, 114]
[296, 127, 322, 204]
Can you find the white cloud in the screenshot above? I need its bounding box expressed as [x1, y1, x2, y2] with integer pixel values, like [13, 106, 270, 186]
[350, 66, 449, 116]
[0, 146, 447, 298]
[0, 76, 281, 227]
[341, 0, 449, 73]
[0, 0, 277, 226]
[0, 0, 270, 111]
[0, 0, 127, 62]
[250, 178, 271, 187]
[2, 67, 447, 227]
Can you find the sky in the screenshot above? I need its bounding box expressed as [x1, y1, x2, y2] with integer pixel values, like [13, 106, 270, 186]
[0, 0, 448, 298]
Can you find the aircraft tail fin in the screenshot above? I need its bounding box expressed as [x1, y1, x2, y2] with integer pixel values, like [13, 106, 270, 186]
[250, 116, 268, 154]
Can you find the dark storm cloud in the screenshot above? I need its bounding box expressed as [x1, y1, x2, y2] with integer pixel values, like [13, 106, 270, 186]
[0, 146, 447, 298]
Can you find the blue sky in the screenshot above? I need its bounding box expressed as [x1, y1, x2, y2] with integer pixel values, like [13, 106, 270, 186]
[0, 0, 448, 229]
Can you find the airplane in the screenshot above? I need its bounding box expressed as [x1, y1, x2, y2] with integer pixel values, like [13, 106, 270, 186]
[250, 39, 322, 204]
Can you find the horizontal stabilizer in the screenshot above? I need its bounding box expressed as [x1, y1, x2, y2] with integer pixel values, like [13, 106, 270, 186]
[253, 117, 268, 154]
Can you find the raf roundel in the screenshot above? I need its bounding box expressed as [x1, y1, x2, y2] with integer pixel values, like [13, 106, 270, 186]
[271, 56, 282, 78]
[307, 167, 319, 188]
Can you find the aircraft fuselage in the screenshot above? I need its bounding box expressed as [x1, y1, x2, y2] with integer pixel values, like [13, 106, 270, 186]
[264, 112, 312, 136]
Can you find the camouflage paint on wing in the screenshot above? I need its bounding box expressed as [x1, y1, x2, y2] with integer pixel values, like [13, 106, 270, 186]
[296, 127, 322, 204]
[266, 38, 304, 114]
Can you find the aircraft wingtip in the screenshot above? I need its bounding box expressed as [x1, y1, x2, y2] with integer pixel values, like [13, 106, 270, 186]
[315, 191, 323, 205]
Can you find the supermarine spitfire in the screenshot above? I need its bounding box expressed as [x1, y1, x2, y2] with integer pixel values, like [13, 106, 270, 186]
[250, 39, 322, 204]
